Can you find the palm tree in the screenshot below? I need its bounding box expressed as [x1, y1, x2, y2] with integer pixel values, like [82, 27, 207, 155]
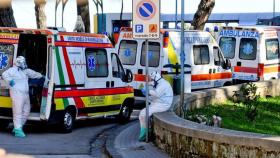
[76, 0, 90, 33]
[34, 0, 47, 29]
[191, 0, 215, 30]
[0, 0, 16, 27]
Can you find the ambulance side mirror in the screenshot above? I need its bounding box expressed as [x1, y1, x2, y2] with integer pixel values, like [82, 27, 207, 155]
[124, 69, 133, 83]
[224, 59, 231, 70]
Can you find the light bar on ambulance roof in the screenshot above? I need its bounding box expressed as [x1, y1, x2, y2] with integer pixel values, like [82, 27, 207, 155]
[214, 26, 219, 32]
[163, 31, 169, 48]
[120, 27, 132, 32]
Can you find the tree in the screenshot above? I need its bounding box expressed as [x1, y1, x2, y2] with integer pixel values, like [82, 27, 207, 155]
[76, 0, 90, 33]
[0, 0, 17, 27]
[34, 0, 47, 29]
[191, 0, 215, 30]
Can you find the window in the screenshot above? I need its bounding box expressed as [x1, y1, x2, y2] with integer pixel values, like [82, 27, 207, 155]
[140, 42, 160, 67]
[85, 49, 108, 77]
[214, 47, 225, 66]
[111, 53, 125, 79]
[193, 45, 210, 65]
[239, 38, 257, 60]
[118, 40, 137, 65]
[219, 37, 236, 59]
[0, 44, 14, 75]
[266, 39, 279, 60]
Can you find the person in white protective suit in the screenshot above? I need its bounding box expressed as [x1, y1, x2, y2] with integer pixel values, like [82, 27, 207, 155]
[2, 56, 44, 138]
[138, 71, 173, 141]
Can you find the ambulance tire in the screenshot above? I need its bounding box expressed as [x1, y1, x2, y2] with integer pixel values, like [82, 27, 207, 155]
[61, 109, 76, 133]
[0, 120, 9, 129]
[118, 102, 133, 124]
[223, 82, 232, 87]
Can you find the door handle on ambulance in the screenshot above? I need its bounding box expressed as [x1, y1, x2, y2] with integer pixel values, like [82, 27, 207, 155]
[209, 69, 212, 74]
[106, 81, 110, 88]
[138, 69, 143, 74]
[111, 81, 114, 87]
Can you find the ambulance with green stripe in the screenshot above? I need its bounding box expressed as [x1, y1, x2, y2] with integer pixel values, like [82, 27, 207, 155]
[0, 28, 134, 132]
[116, 28, 232, 105]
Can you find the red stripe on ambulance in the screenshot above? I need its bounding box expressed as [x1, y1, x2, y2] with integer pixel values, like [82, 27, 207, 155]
[191, 72, 232, 81]
[54, 87, 134, 98]
[55, 41, 113, 48]
[234, 66, 258, 74]
[60, 36, 85, 108]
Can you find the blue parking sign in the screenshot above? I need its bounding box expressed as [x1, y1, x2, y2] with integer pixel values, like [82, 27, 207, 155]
[135, 24, 144, 33]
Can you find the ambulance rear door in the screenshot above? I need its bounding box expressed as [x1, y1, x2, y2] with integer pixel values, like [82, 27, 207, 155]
[117, 32, 139, 89]
[0, 40, 17, 115]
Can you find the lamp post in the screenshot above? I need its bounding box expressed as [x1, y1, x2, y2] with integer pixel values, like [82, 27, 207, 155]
[62, 0, 68, 27]
[55, 0, 61, 27]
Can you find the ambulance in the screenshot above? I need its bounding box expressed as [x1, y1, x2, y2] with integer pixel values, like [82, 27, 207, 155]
[218, 26, 280, 83]
[0, 28, 134, 132]
[115, 28, 232, 103]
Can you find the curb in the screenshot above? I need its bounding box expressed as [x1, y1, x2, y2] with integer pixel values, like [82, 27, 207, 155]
[105, 120, 137, 158]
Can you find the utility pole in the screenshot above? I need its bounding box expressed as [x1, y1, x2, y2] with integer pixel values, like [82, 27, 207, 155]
[180, 0, 185, 108]
[273, 0, 275, 18]
[175, 0, 178, 29]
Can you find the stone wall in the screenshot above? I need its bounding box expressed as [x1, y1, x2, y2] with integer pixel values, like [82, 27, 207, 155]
[153, 80, 280, 158]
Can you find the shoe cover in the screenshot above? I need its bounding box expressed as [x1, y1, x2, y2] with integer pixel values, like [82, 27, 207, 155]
[138, 128, 147, 141]
[14, 128, 26, 138]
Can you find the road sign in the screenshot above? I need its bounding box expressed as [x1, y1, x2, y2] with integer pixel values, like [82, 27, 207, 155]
[133, 0, 160, 39]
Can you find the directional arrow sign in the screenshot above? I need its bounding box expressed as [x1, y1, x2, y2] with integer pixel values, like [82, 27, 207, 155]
[133, 0, 160, 39]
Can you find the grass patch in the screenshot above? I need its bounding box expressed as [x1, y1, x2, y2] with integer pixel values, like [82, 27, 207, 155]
[185, 97, 280, 135]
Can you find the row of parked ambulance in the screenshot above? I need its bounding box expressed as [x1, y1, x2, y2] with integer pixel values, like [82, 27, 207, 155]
[0, 25, 279, 132]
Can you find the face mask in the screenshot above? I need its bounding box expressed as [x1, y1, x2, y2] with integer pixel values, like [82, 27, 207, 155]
[18, 62, 27, 70]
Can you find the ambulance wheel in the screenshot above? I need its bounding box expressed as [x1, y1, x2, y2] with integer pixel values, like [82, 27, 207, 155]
[0, 120, 9, 129]
[223, 82, 232, 87]
[118, 103, 132, 124]
[61, 109, 75, 133]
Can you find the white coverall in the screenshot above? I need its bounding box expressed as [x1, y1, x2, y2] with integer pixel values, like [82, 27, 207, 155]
[139, 79, 174, 128]
[2, 66, 43, 129]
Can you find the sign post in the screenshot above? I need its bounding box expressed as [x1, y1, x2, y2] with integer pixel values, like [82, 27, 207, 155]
[133, 0, 160, 143]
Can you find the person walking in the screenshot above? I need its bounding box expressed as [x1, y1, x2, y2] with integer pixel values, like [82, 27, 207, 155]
[138, 71, 173, 141]
[2, 56, 44, 138]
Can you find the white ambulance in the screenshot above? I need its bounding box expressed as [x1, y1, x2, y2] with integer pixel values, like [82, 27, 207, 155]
[218, 26, 280, 83]
[0, 28, 134, 132]
[115, 28, 232, 103]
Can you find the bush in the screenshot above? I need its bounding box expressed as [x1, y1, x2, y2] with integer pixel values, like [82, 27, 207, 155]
[232, 82, 260, 121]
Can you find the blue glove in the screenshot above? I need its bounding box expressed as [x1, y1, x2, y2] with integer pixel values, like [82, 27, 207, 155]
[141, 88, 146, 96]
[9, 80, 15, 87]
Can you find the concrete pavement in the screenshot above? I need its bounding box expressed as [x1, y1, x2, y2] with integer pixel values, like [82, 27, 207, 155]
[106, 121, 170, 158]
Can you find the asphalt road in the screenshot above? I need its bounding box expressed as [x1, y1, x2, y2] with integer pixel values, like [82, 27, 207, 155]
[0, 117, 120, 157]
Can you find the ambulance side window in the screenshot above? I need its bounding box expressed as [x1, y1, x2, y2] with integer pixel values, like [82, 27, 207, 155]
[193, 45, 210, 65]
[266, 39, 279, 60]
[118, 40, 137, 65]
[219, 37, 236, 59]
[0, 44, 14, 75]
[85, 49, 108, 77]
[111, 53, 125, 79]
[140, 42, 160, 67]
[239, 38, 257, 60]
[214, 46, 224, 66]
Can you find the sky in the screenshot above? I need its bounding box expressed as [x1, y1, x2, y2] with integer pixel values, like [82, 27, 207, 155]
[12, 0, 280, 32]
